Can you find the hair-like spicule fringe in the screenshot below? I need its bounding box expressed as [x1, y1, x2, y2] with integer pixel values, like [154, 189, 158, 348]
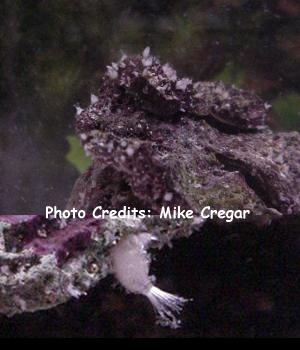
[146, 286, 189, 329]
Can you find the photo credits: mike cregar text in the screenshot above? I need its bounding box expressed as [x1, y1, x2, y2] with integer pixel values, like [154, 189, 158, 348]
[45, 205, 251, 223]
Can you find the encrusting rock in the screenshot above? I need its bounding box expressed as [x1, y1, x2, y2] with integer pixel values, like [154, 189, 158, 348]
[1, 49, 299, 327]
[70, 48, 300, 221]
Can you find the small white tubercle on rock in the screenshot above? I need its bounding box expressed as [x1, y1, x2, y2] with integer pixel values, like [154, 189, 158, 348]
[110, 233, 189, 328]
[74, 103, 84, 116]
[90, 94, 99, 104]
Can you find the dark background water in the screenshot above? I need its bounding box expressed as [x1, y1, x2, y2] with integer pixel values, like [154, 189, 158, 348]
[1, 0, 300, 213]
[0, 0, 300, 338]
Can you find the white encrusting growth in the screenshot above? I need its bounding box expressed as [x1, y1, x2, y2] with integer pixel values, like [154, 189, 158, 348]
[142, 47, 153, 67]
[74, 103, 84, 116]
[106, 64, 118, 80]
[143, 46, 150, 58]
[90, 94, 99, 104]
[176, 78, 192, 91]
[110, 233, 189, 328]
[162, 63, 177, 81]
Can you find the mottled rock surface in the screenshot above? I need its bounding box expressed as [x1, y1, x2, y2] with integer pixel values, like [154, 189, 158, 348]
[69, 49, 300, 223]
[1, 50, 300, 319]
[0, 215, 108, 316]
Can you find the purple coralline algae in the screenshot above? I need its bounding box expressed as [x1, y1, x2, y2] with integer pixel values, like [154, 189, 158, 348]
[0, 215, 106, 315]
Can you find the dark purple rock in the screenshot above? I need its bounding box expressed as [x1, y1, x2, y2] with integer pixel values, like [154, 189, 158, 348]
[70, 50, 300, 223]
[1, 50, 300, 321]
